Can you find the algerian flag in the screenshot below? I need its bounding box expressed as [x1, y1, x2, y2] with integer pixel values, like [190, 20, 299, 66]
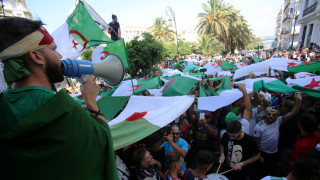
[235, 77, 296, 94]
[253, 57, 263, 63]
[203, 62, 222, 75]
[162, 69, 183, 77]
[233, 62, 269, 79]
[288, 62, 320, 73]
[183, 64, 199, 73]
[287, 76, 320, 90]
[162, 76, 198, 96]
[52, 0, 113, 59]
[92, 39, 129, 68]
[294, 72, 316, 79]
[98, 96, 130, 120]
[198, 89, 243, 111]
[217, 71, 232, 77]
[292, 84, 320, 99]
[109, 95, 194, 150]
[236, 62, 247, 69]
[112, 77, 160, 96]
[263, 58, 303, 71]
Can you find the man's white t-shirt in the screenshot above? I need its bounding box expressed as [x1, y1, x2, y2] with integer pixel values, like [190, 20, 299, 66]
[253, 116, 283, 154]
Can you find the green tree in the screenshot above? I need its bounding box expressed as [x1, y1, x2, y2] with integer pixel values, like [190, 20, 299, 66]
[248, 37, 265, 50]
[198, 35, 225, 56]
[80, 48, 93, 61]
[126, 32, 164, 77]
[163, 40, 191, 59]
[148, 17, 175, 44]
[186, 42, 202, 54]
[196, 0, 254, 53]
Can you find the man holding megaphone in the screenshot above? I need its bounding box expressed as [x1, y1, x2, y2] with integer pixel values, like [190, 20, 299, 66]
[0, 17, 119, 180]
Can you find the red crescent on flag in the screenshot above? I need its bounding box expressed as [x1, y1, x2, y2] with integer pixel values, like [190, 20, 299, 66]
[100, 51, 110, 55]
[125, 112, 148, 121]
[69, 30, 89, 52]
[212, 60, 222, 68]
[161, 78, 176, 92]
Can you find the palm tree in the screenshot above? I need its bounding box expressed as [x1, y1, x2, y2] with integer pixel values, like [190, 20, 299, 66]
[199, 35, 224, 56]
[195, 0, 234, 42]
[148, 17, 175, 44]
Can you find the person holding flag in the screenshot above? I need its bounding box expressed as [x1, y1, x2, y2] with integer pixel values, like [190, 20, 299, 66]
[0, 17, 118, 180]
[108, 14, 121, 41]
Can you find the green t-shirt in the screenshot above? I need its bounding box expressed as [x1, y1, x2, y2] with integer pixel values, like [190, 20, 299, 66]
[0, 86, 55, 132]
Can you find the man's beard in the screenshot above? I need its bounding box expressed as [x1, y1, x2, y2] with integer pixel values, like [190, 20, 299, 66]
[45, 60, 64, 83]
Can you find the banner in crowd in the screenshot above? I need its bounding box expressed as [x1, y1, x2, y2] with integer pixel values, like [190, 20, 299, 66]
[108, 95, 194, 150]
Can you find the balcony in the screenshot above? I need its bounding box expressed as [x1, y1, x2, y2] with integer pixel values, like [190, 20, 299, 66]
[282, 15, 292, 23]
[303, 1, 318, 17]
[284, 2, 290, 13]
[281, 30, 291, 34]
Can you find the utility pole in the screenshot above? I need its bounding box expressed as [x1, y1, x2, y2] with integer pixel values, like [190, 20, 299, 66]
[166, 6, 180, 61]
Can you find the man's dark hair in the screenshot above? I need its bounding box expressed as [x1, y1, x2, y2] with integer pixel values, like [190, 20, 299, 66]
[133, 148, 147, 167]
[195, 150, 214, 171]
[298, 113, 318, 133]
[165, 151, 181, 169]
[226, 121, 242, 134]
[0, 17, 43, 52]
[171, 123, 180, 131]
[291, 158, 320, 180]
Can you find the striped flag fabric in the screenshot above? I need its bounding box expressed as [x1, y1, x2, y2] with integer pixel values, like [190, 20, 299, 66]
[52, 0, 112, 59]
[109, 95, 194, 150]
[162, 76, 198, 96]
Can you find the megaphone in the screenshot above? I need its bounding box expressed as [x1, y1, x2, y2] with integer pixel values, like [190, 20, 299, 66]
[61, 54, 125, 86]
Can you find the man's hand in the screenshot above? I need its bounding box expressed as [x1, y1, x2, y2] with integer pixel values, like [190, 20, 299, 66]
[167, 132, 174, 145]
[81, 75, 99, 110]
[233, 163, 242, 171]
[209, 80, 214, 87]
[219, 154, 225, 164]
[238, 83, 246, 92]
[199, 118, 208, 128]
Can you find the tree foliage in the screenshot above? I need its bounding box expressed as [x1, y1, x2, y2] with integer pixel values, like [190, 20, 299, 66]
[126, 32, 164, 77]
[248, 37, 265, 50]
[196, 0, 254, 53]
[199, 35, 225, 56]
[163, 40, 191, 59]
[80, 48, 93, 61]
[148, 17, 175, 44]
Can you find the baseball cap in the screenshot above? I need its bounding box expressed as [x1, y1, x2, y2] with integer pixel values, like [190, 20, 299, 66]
[225, 112, 238, 124]
[246, 53, 252, 58]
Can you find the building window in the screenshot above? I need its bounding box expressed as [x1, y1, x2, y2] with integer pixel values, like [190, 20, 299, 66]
[16, 13, 22, 17]
[11, 2, 17, 9]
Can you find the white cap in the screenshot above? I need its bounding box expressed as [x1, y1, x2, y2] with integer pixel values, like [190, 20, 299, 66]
[247, 53, 252, 58]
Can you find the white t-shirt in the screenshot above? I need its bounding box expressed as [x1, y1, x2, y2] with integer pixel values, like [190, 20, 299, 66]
[249, 107, 265, 136]
[253, 116, 283, 154]
[116, 155, 130, 180]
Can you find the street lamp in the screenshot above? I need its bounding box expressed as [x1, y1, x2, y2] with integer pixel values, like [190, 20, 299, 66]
[166, 6, 180, 60]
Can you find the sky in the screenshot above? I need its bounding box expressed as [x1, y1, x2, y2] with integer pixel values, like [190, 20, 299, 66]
[25, 0, 284, 38]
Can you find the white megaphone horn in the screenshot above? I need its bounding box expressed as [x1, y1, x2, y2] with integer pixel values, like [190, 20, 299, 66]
[61, 54, 125, 86]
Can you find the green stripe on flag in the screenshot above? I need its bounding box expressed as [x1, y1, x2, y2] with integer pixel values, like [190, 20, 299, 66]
[67, 1, 112, 48]
[162, 76, 198, 96]
[104, 38, 129, 68]
[288, 62, 320, 73]
[292, 84, 320, 99]
[110, 118, 160, 150]
[134, 77, 160, 94]
[253, 80, 297, 94]
[98, 96, 130, 120]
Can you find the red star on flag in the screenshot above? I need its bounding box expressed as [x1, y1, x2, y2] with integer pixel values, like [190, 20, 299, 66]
[304, 78, 320, 89]
[72, 39, 79, 49]
[100, 56, 104, 60]
[287, 62, 298, 67]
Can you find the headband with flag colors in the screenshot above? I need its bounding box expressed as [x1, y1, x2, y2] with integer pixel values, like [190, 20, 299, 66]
[0, 27, 54, 61]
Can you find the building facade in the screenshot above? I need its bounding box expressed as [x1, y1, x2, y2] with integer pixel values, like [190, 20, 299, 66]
[297, 0, 320, 48]
[275, 7, 284, 48]
[279, 0, 302, 49]
[1, 0, 32, 19]
[122, 25, 148, 42]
